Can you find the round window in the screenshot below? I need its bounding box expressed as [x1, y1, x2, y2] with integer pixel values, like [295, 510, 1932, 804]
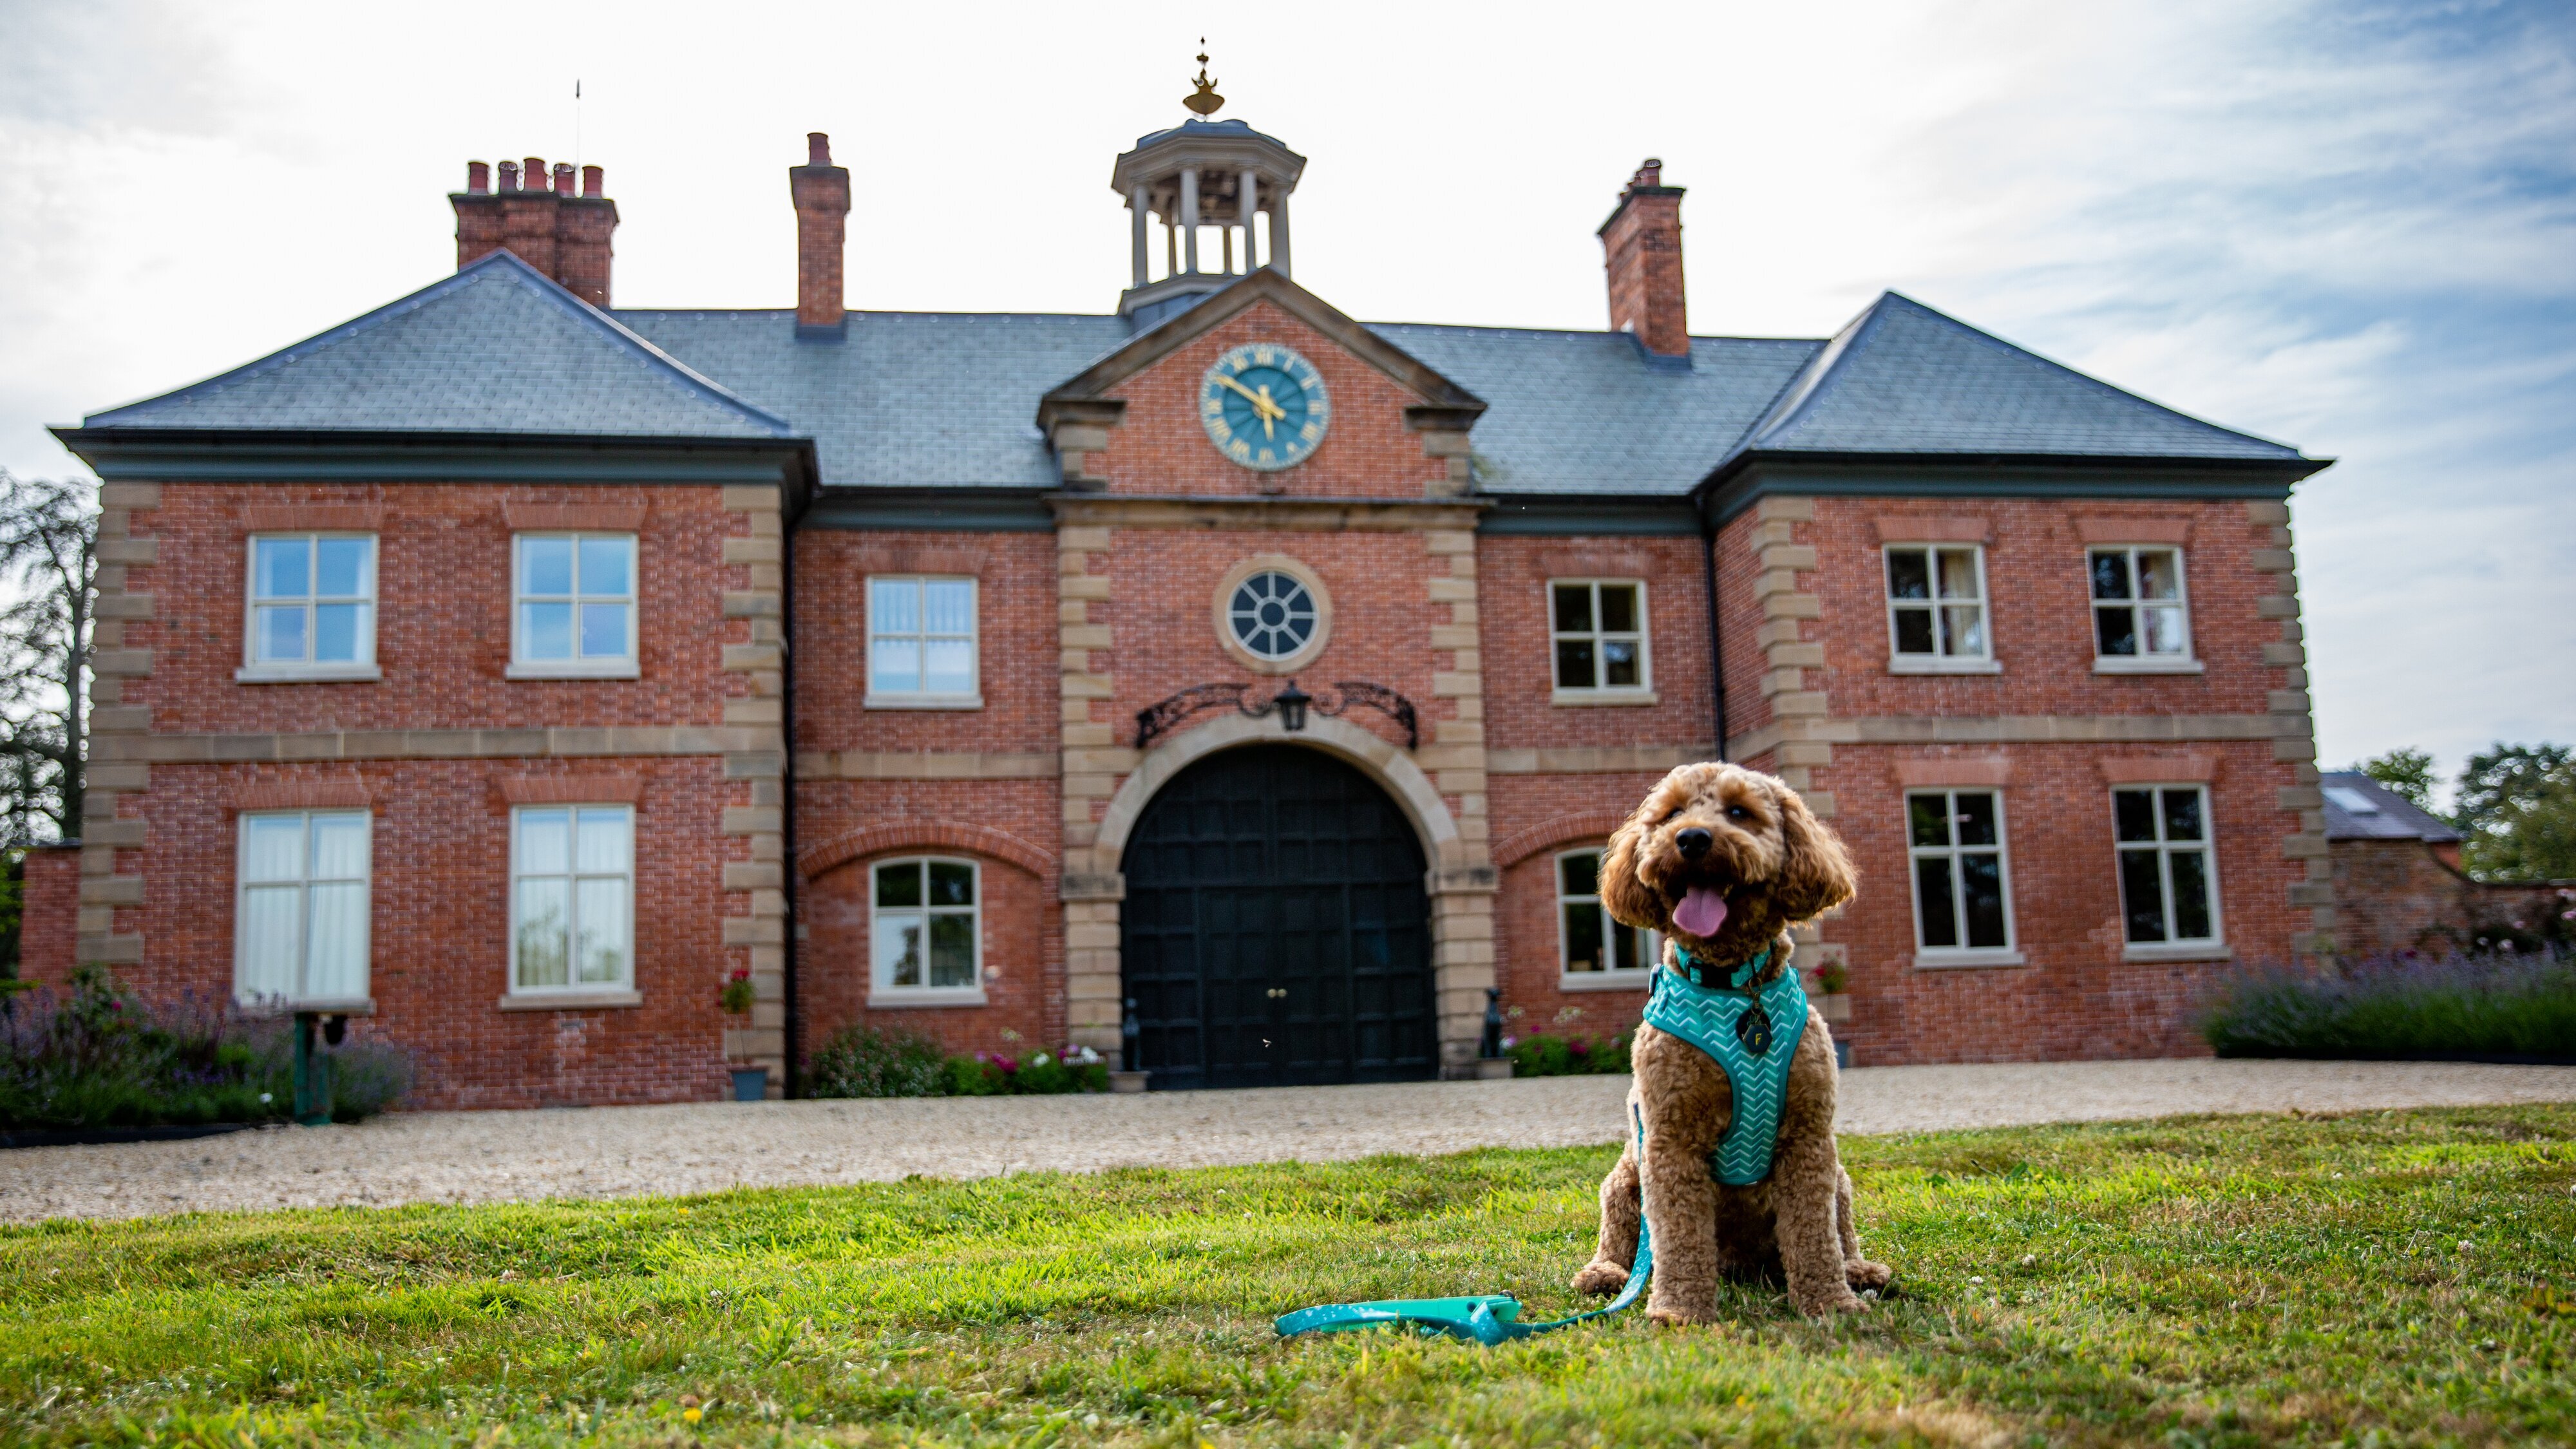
[1227, 571, 1318, 660]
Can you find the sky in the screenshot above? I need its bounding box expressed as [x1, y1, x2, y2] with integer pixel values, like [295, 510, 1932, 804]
[1, 0, 2568, 788]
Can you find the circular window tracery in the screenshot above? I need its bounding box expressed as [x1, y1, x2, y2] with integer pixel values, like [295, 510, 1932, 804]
[1228, 571, 1318, 661]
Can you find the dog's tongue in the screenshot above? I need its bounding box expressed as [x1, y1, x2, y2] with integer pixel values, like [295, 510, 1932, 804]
[1672, 886, 1728, 938]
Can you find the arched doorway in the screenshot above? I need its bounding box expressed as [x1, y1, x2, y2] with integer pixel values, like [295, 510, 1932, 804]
[1121, 744, 1435, 1089]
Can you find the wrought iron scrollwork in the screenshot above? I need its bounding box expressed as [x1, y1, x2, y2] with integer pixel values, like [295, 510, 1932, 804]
[1133, 679, 1420, 751]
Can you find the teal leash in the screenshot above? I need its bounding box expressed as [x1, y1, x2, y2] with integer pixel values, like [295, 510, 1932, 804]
[1274, 1106, 1658, 1345]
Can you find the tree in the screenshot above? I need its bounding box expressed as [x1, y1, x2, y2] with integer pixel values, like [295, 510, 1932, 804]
[2356, 746, 2441, 813]
[0, 472, 98, 844]
[2455, 743, 2576, 884]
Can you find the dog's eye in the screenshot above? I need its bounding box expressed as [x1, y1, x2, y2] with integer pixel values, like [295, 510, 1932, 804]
[1726, 806, 1751, 821]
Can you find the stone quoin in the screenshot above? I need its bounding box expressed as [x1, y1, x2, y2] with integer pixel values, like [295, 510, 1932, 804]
[41, 81, 2333, 1106]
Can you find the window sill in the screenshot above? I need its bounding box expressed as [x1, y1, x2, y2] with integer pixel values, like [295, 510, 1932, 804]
[867, 988, 989, 1009]
[498, 990, 642, 1011]
[236, 996, 377, 1017]
[1551, 689, 1660, 708]
[1558, 970, 1654, 992]
[2121, 942, 2231, 963]
[2094, 656, 2205, 675]
[235, 665, 381, 684]
[864, 694, 985, 711]
[1913, 949, 2027, 970]
[1888, 657, 2002, 675]
[506, 663, 641, 681]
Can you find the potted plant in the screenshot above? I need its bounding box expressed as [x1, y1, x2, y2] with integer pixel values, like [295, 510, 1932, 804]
[1810, 958, 1852, 1023]
[719, 968, 766, 1102]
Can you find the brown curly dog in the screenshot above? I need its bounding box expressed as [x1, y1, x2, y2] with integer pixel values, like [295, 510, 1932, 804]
[1567, 761, 1893, 1323]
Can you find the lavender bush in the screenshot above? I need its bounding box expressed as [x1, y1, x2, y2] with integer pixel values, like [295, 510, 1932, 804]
[0, 967, 410, 1130]
[2201, 951, 2576, 1061]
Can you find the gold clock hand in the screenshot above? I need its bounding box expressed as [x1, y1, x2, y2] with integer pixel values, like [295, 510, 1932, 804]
[1256, 384, 1278, 439]
[1213, 372, 1287, 421]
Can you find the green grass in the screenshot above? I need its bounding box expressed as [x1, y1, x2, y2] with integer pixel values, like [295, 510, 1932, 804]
[6, 1107, 2576, 1446]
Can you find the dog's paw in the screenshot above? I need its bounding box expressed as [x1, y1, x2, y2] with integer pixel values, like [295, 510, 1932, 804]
[1570, 1261, 1630, 1298]
[1845, 1258, 1894, 1291]
[1794, 1289, 1871, 1318]
[1645, 1303, 1722, 1329]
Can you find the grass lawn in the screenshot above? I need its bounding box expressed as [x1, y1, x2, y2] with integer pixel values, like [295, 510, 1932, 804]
[6, 1106, 2575, 1446]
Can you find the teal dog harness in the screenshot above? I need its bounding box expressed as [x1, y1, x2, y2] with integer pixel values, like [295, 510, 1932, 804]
[1274, 943, 1806, 1343]
[1642, 944, 1807, 1186]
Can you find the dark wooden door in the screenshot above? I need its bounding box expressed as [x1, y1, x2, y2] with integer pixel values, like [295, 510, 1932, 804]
[1122, 745, 1435, 1089]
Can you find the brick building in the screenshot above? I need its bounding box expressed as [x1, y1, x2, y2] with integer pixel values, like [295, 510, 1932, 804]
[43, 107, 2333, 1107]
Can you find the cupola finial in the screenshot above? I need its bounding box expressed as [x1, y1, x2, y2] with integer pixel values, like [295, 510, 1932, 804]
[1184, 41, 1224, 117]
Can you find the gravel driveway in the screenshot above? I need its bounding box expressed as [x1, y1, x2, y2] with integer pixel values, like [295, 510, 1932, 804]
[8, 1057, 2575, 1224]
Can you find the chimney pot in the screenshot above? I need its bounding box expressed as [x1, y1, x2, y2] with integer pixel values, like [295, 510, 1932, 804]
[808, 132, 832, 166]
[466, 160, 490, 194]
[454, 150, 617, 307]
[1599, 157, 1689, 359]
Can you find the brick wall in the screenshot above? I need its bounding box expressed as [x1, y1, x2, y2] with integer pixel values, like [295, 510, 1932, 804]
[88, 478, 772, 1108]
[16, 844, 79, 990]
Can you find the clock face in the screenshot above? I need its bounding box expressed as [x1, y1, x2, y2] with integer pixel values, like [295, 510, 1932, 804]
[1199, 343, 1331, 471]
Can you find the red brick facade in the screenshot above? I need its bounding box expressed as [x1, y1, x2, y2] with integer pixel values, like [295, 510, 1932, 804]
[40, 140, 2335, 1105]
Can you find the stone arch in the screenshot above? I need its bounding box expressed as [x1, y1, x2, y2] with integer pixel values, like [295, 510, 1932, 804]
[1493, 807, 1633, 871]
[1091, 713, 1459, 875]
[798, 820, 1054, 882]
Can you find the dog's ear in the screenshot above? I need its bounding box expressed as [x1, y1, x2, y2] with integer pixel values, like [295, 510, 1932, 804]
[1770, 780, 1858, 922]
[1598, 806, 1665, 931]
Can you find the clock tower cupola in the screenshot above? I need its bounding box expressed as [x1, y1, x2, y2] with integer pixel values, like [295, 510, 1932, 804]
[1110, 50, 1306, 330]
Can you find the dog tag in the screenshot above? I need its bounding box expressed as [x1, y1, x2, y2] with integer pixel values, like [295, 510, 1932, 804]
[1735, 1003, 1774, 1056]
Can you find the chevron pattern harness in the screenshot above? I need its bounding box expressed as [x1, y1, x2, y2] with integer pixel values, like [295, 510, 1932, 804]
[1640, 943, 1808, 1186]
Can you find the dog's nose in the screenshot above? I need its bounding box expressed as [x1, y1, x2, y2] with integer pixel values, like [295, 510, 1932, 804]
[1676, 827, 1713, 859]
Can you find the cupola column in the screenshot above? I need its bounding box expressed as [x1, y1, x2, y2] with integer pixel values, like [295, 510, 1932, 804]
[1130, 185, 1151, 286]
[1238, 169, 1259, 270]
[1180, 167, 1200, 274]
[1269, 185, 1291, 279]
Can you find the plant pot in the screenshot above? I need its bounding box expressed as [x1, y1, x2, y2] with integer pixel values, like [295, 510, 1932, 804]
[1108, 1070, 1150, 1094]
[730, 1068, 770, 1102]
[1815, 992, 1852, 1024]
[1473, 1057, 1515, 1080]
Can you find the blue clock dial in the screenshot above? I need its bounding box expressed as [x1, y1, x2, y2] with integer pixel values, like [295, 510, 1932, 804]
[1199, 343, 1331, 471]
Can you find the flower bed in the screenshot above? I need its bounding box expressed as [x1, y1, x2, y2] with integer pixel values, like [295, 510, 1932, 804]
[0, 969, 411, 1130]
[2201, 951, 2576, 1061]
[804, 1025, 1109, 1098]
[1502, 1031, 1631, 1078]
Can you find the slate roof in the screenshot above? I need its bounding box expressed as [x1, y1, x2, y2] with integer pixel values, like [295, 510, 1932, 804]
[75, 259, 2313, 497]
[616, 309, 1127, 489]
[82, 251, 794, 440]
[2318, 772, 2463, 843]
[1738, 292, 2302, 462]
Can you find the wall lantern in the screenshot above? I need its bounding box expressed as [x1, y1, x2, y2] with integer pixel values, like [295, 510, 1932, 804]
[1272, 679, 1311, 732]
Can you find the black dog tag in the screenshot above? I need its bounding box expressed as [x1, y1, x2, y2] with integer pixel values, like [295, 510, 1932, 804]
[1735, 1003, 1774, 1056]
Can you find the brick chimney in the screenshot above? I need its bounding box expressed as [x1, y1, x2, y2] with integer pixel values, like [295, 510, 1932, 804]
[790, 132, 851, 341]
[1598, 158, 1689, 359]
[450, 156, 619, 308]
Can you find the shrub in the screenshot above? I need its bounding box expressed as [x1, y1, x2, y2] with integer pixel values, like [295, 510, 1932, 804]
[0, 967, 410, 1129]
[2202, 952, 2576, 1061]
[804, 1024, 949, 1098]
[1504, 1032, 1632, 1077]
[804, 1028, 1108, 1099]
